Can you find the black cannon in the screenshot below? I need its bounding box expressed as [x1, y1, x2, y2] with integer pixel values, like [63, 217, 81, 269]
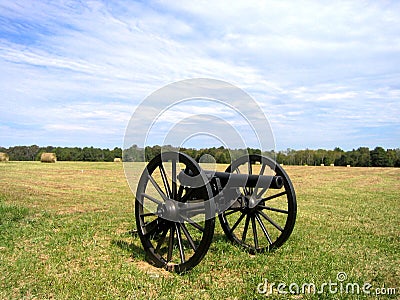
[135, 151, 296, 273]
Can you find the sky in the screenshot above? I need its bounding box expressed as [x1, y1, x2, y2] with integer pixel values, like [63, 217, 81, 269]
[0, 0, 399, 151]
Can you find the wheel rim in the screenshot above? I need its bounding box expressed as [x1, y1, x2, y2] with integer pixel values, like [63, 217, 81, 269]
[219, 154, 296, 253]
[135, 152, 215, 273]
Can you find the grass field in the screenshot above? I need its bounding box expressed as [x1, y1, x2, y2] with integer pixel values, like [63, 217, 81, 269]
[0, 161, 399, 299]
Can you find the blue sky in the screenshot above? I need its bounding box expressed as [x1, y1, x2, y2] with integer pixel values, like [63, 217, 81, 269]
[0, 0, 399, 151]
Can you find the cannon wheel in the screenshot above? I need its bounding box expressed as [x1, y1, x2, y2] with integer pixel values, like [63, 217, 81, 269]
[219, 154, 296, 253]
[135, 152, 215, 273]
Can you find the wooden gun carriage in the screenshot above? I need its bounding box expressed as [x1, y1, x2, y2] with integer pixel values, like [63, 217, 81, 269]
[135, 151, 296, 273]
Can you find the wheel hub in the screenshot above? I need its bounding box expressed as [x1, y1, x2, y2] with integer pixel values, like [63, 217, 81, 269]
[241, 195, 259, 213]
[157, 200, 179, 220]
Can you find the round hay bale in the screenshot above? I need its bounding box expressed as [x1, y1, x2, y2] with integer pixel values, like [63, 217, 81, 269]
[41, 152, 57, 163]
[114, 157, 122, 162]
[0, 152, 9, 162]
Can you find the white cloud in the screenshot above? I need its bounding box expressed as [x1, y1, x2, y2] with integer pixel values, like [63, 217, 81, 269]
[0, 0, 399, 149]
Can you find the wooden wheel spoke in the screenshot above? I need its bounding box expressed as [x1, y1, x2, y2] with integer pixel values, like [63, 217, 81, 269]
[142, 218, 161, 237]
[257, 205, 288, 214]
[261, 191, 287, 202]
[259, 210, 284, 232]
[140, 212, 157, 217]
[180, 215, 204, 232]
[230, 211, 246, 233]
[177, 167, 190, 201]
[175, 224, 185, 263]
[255, 213, 272, 244]
[171, 159, 177, 199]
[223, 207, 242, 217]
[251, 215, 259, 249]
[141, 193, 163, 205]
[180, 223, 196, 251]
[167, 226, 175, 262]
[148, 175, 169, 201]
[248, 161, 255, 195]
[242, 215, 250, 243]
[159, 163, 172, 198]
[259, 163, 266, 176]
[254, 163, 268, 197]
[248, 160, 253, 175]
[155, 227, 169, 252]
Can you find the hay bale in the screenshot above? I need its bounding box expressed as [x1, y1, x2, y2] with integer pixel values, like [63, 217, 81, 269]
[41, 152, 57, 163]
[346, 165, 351, 167]
[114, 157, 122, 162]
[0, 152, 9, 162]
[320, 163, 324, 166]
[330, 163, 334, 167]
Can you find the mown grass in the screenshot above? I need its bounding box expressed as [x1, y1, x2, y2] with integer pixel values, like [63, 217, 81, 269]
[0, 162, 399, 299]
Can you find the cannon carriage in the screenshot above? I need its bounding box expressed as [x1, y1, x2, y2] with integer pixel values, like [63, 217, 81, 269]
[135, 151, 296, 273]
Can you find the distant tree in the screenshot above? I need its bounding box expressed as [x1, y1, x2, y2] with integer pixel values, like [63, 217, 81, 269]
[72, 147, 84, 161]
[314, 149, 326, 165]
[335, 154, 348, 166]
[276, 152, 287, 165]
[370, 147, 389, 167]
[123, 144, 144, 162]
[102, 149, 113, 162]
[386, 149, 397, 167]
[215, 149, 229, 164]
[7, 145, 39, 161]
[181, 147, 197, 159]
[356, 147, 371, 167]
[83, 146, 95, 161]
[145, 145, 161, 161]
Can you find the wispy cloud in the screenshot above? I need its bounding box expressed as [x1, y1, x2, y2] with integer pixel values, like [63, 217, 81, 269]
[0, 0, 399, 150]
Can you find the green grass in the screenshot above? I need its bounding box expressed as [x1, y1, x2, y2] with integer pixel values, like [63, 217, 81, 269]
[0, 162, 399, 299]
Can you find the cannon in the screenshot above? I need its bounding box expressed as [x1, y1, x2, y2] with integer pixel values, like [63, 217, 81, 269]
[135, 151, 296, 273]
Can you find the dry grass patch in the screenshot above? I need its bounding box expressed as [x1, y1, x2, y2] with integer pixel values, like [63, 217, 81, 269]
[0, 162, 399, 299]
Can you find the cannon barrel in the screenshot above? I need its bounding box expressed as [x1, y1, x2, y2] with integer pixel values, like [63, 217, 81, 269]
[206, 171, 283, 189]
[177, 170, 283, 189]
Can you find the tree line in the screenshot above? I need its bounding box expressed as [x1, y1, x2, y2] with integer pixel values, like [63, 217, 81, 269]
[0, 145, 122, 162]
[1, 145, 399, 167]
[124, 145, 400, 167]
[276, 147, 400, 167]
